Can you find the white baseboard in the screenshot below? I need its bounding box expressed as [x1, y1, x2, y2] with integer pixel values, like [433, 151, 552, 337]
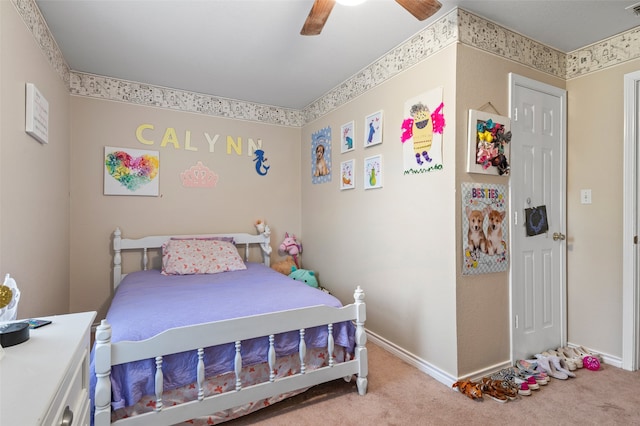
[365, 331, 624, 388]
[365, 329, 456, 387]
[365, 329, 510, 387]
[567, 342, 622, 369]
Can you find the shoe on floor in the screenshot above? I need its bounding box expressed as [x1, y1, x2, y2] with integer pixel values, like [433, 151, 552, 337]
[518, 382, 532, 396]
[535, 354, 568, 380]
[515, 359, 549, 385]
[576, 345, 604, 363]
[583, 355, 601, 371]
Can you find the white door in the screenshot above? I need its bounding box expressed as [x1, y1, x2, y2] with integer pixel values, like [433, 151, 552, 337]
[509, 74, 567, 362]
[622, 70, 640, 371]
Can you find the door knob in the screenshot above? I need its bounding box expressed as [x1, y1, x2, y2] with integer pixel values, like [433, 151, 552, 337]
[60, 405, 73, 426]
[553, 232, 566, 241]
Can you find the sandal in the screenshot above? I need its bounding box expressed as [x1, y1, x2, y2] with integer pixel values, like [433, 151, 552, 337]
[500, 380, 519, 400]
[452, 379, 483, 400]
[490, 368, 517, 383]
[481, 378, 512, 402]
[490, 367, 539, 391]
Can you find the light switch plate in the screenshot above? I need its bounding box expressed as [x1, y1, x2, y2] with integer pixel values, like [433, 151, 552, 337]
[581, 189, 592, 204]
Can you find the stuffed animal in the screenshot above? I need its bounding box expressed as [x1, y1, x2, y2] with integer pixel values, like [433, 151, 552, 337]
[271, 256, 296, 276]
[288, 266, 318, 288]
[279, 232, 302, 268]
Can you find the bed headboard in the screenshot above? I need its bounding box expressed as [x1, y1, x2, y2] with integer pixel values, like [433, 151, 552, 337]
[112, 227, 272, 290]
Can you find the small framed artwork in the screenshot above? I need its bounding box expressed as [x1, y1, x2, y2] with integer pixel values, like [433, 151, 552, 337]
[25, 83, 49, 144]
[340, 159, 355, 190]
[364, 155, 383, 190]
[340, 121, 355, 153]
[311, 127, 332, 184]
[104, 146, 160, 196]
[364, 110, 383, 147]
[466, 109, 512, 176]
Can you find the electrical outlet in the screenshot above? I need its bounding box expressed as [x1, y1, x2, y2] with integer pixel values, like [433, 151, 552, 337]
[581, 189, 592, 204]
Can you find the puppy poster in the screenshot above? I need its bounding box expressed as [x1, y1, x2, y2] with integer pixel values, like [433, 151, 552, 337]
[311, 126, 332, 184]
[461, 182, 508, 275]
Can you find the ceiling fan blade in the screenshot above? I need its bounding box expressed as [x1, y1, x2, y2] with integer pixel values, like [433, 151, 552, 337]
[395, 0, 442, 21]
[301, 0, 336, 36]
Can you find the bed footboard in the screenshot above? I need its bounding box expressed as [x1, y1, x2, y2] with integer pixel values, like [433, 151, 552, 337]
[94, 287, 367, 426]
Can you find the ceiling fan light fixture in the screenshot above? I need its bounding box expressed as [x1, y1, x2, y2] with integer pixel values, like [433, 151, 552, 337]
[336, 0, 367, 6]
[301, 0, 440, 36]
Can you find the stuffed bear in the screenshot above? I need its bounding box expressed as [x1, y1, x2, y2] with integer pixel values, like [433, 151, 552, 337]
[271, 256, 296, 276]
[288, 266, 319, 288]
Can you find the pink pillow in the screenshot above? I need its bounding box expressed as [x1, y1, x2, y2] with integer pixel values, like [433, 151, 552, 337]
[161, 239, 246, 275]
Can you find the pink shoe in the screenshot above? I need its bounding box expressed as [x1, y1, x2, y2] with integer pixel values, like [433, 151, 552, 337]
[518, 382, 531, 396]
[583, 355, 601, 371]
[525, 375, 540, 390]
[515, 359, 549, 385]
[510, 370, 541, 390]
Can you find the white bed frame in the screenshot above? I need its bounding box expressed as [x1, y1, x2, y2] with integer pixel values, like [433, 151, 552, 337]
[94, 228, 368, 426]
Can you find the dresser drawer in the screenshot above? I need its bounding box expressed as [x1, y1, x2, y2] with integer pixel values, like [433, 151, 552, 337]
[43, 346, 90, 426]
[0, 312, 96, 426]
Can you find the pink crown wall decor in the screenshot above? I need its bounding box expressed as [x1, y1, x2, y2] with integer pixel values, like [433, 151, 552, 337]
[180, 161, 218, 188]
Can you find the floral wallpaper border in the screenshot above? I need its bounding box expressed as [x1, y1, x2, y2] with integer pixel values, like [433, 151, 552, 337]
[13, 0, 70, 89]
[69, 72, 305, 127]
[566, 26, 640, 79]
[13, 0, 640, 127]
[457, 10, 566, 79]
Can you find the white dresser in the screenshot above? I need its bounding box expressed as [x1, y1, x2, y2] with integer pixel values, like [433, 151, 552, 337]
[0, 311, 96, 426]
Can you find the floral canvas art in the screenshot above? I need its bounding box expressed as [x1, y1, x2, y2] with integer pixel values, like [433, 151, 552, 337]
[104, 146, 159, 196]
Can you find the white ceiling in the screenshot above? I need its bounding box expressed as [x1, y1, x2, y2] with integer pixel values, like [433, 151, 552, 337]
[35, 0, 640, 110]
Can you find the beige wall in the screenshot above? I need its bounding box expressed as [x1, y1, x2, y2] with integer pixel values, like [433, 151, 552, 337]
[1, 2, 71, 317]
[454, 45, 566, 376]
[69, 97, 302, 317]
[301, 47, 459, 376]
[6, 0, 640, 382]
[565, 59, 640, 359]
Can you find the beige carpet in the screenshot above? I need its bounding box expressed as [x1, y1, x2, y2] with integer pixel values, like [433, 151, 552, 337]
[226, 343, 640, 425]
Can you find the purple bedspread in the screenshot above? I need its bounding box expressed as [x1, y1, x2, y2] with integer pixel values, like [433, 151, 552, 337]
[90, 262, 355, 411]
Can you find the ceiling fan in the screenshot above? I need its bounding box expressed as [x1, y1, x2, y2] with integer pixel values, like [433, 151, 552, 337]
[301, 0, 442, 36]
